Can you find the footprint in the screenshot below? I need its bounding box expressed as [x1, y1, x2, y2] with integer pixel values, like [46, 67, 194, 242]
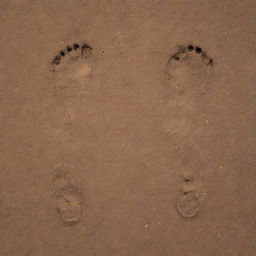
[49, 42, 95, 124]
[163, 45, 212, 215]
[162, 44, 214, 140]
[53, 169, 83, 226]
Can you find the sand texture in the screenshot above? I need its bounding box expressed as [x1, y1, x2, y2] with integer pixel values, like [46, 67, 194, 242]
[1, 0, 256, 255]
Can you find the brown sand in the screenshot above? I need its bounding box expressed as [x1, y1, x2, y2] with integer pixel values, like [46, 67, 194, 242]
[1, 0, 256, 255]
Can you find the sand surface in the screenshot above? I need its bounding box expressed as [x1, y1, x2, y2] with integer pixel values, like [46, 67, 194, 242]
[1, 0, 256, 255]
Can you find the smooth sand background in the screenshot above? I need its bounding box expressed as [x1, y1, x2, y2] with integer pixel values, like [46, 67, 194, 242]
[1, 0, 256, 255]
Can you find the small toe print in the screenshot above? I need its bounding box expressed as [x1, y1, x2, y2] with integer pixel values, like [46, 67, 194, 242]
[67, 46, 73, 52]
[52, 55, 61, 65]
[208, 58, 213, 65]
[173, 54, 180, 60]
[73, 43, 80, 50]
[188, 45, 194, 51]
[195, 46, 202, 54]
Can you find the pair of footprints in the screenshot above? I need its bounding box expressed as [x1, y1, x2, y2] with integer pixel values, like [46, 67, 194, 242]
[50, 42, 213, 223]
